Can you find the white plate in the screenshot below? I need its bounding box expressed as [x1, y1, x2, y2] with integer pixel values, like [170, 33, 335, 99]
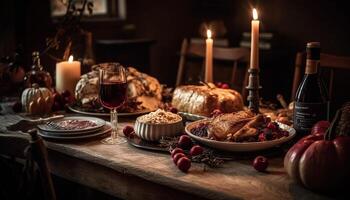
[68, 105, 154, 117]
[38, 122, 112, 140]
[185, 120, 296, 152]
[37, 116, 105, 133]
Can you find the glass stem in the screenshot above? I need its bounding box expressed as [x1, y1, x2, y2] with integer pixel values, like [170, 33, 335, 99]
[111, 108, 118, 142]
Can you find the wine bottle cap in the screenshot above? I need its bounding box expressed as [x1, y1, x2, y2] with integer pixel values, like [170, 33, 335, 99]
[306, 42, 320, 60]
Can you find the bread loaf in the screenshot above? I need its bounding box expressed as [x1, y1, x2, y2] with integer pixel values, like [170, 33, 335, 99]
[172, 85, 244, 116]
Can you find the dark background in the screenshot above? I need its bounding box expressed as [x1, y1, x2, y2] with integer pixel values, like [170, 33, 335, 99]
[1, 0, 350, 109]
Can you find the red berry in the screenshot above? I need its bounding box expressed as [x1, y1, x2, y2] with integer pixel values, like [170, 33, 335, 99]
[253, 156, 268, 172]
[171, 148, 184, 158]
[221, 83, 229, 89]
[178, 135, 192, 149]
[123, 125, 134, 137]
[190, 145, 203, 156]
[61, 90, 71, 97]
[177, 157, 191, 173]
[258, 133, 266, 142]
[173, 153, 186, 165]
[169, 107, 178, 114]
[267, 122, 277, 130]
[216, 82, 223, 88]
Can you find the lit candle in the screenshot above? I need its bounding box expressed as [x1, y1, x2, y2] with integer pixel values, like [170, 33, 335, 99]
[56, 55, 81, 94]
[250, 8, 260, 69]
[205, 29, 213, 83]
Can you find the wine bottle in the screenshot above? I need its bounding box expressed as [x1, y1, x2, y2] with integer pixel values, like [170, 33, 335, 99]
[293, 42, 329, 135]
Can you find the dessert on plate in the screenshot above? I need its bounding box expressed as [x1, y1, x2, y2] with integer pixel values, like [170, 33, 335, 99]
[75, 63, 162, 113]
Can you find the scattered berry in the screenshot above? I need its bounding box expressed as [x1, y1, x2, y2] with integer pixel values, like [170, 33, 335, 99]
[267, 122, 277, 130]
[173, 153, 186, 165]
[61, 90, 71, 98]
[221, 83, 229, 89]
[178, 135, 192, 149]
[253, 156, 269, 172]
[123, 125, 134, 137]
[190, 145, 204, 156]
[258, 133, 266, 142]
[177, 157, 191, 173]
[216, 82, 223, 88]
[169, 107, 178, 114]
[171, 148, 184, 158]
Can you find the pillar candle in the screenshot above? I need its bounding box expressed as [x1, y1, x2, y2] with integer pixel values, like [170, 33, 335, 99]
[56, 55, 81, 94]
[250, 8, 260, 69]
[205, 29, 213, 83]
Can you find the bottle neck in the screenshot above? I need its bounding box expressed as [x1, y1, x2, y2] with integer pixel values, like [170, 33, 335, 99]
[305, 59, 319, 74]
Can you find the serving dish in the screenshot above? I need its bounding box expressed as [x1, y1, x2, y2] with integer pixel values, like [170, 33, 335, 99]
[185, 119, 295, 152]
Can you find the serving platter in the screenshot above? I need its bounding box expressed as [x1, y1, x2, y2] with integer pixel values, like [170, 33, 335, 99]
[37, 116, 105, 133]
[68, 105, 153, 117]
[185, 120, 296, 152]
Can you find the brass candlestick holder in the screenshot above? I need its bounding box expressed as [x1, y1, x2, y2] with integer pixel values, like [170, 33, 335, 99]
[246, 68, 262, 114]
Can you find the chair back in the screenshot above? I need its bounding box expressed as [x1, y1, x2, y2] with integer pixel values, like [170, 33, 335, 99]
[176, 39, 250, 98]
[291, 52, 350, 101]
[0, 130, 56, 200]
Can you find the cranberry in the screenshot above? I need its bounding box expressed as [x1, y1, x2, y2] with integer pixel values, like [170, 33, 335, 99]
[190, 145, 204, 156]
[61, 90, 71, 97]
[221, 83, 229, 89]
[267, 122, 277, 130]
[123, 125, 134, 137]
[178, 135, 192, 149]
[177, 157, 191, 173]
[171, 148, 184, 158]
[173, 153, 186, 165]
[253, 156, 269, 172]
[258, 133, 266, 142]
[216, 82, 223, 88]
[169, 107, 178, 114]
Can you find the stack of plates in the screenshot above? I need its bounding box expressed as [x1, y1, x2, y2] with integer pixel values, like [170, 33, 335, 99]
[37, 116, 111, 140]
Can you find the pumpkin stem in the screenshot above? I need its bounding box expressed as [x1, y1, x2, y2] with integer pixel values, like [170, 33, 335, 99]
[32, 83, 39, 89]
[325, 109, 342, 140]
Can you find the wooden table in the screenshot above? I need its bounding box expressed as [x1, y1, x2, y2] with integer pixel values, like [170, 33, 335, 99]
[0, 114, 335, 200]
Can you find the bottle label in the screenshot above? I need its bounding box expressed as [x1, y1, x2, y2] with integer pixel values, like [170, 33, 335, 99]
[305, 60, 319, 74]
[294, 102, 328, 132]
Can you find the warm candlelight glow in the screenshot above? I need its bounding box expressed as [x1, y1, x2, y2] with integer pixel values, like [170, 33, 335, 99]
[207, 29, 212, 39]
[68, 55, 74, 62]
[253, 8, 258, 20]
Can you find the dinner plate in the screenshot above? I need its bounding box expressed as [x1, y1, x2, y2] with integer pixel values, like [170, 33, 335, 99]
[38, 122, 112, 140]
[38, 127, 102, 136]
[68, 105, 153, 117]
[37, 116, 105, 133]
[185, 120, 296, 152]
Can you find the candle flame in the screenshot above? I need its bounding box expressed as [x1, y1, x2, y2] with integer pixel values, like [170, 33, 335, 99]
[253, 8, 258, 20]
[68, 55, 74, 62]
[207, 29, 212, 39]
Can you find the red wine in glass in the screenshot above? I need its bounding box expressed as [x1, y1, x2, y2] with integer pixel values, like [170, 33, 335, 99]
[99, 81, 127, 109]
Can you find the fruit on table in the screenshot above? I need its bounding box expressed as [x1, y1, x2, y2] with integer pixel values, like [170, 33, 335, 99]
[253, 156, 269, 172]
[21, 83, 53, 114]
[311, 120, 330, 135]
[284, 108, 350, 192]
[190, 145, 204, 156]
[123, 125, 135, 137]
[52, 89, 75, 111]
[173, 153, 186, 165]
[177, 157, 191, 173]
[171, 148, 184, 158]
[178, 135, 192, 149]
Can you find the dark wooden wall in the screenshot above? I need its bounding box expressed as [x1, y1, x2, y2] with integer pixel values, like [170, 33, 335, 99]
[1, 0, 350, 108]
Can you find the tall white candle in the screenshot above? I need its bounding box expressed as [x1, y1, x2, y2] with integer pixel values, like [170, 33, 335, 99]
[205, 29, 213, 83]
[56, 55, 81, 95]
[250, 8, 260, 69]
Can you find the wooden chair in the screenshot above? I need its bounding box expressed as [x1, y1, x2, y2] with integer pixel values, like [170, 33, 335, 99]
[291, 52, 350, 100]
[0, 130, 56, 200]
[176, 38, 250, 98]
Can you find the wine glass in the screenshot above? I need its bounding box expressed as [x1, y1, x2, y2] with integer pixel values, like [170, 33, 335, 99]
[99, 64, 127, 145]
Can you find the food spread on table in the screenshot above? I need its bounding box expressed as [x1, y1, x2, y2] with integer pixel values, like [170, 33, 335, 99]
[74, 64, 162, 113]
